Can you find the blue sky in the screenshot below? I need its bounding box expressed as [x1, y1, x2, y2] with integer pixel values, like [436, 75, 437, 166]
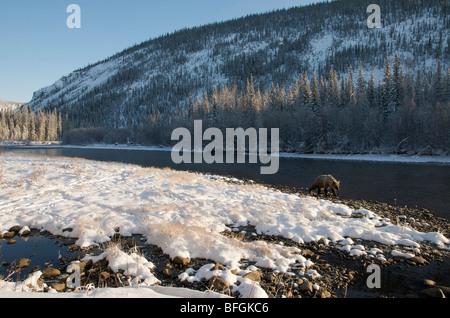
[0, 0, 320, 103]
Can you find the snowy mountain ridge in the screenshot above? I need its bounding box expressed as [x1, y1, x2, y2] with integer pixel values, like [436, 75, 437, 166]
[0, 100, 23, 111]
[28, 0, 448, 131]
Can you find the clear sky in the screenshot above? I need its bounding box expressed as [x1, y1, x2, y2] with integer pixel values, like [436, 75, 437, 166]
[0, 0, 320, 103]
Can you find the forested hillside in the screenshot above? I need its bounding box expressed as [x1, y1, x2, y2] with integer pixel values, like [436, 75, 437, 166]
[28, 0, 449, 154]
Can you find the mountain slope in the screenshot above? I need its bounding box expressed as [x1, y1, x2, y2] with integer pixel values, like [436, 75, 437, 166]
[29, 0, 448, 124]
[26, 0, 449, 154]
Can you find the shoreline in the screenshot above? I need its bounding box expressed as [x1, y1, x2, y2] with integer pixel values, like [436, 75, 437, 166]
[1, 196, 449, 298]
[2, 142, 450, 165]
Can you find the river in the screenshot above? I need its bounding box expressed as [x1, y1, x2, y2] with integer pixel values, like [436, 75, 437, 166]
[4, 146, 450, 221]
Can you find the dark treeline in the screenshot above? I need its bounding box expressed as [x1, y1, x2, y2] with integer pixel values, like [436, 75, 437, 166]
[135, 55, 450, 155]
[0, 107, 64, 142]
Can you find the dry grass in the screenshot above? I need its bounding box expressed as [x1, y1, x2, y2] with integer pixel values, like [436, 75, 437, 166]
[28, 164, 47, 185]
[0, 159, 3, 186]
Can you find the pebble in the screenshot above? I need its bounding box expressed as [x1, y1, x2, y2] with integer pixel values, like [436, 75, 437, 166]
[173, 256, 191, 267]
[299, 281, 313, 293]
[319, 290, 332, 298]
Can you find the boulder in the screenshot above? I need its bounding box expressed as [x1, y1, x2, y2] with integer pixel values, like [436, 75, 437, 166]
[408, 256, 427, 265]
[19, 226, 31, 236]
[41, 267, 61, 278]
[422, 287, 445, 298]
[423, 279, 436, 287]
[244, 271, 261, 282]
[15, 258, 31, 270]
[9, 225, 22, 233]
[51, 283, 66, 292]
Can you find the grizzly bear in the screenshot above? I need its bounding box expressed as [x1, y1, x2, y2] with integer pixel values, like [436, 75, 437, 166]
[308, 175, 340, 197]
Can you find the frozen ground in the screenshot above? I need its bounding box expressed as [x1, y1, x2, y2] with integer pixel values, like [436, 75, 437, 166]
[0, 153, 448, 298]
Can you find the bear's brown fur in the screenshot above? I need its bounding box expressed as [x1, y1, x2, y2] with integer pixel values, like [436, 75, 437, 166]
[308, 175, 340, 197]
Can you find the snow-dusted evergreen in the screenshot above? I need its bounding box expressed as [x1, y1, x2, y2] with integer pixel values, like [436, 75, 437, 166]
[28, 0, 449, 154]
[0, 107, 64, 142]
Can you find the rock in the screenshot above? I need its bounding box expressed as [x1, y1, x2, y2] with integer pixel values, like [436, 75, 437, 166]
[51, 283, 66, 292]
[15, 258, 31, 270]
[68, 244, 80, 252]
[161, 267, 172, 277]
[424, 279, 436, 287]
[264, 273, 276, 283]
[230, 268, 238, 275]
[62, 228, 73, 233]
[208, 277, 229, 291]
[3, 232, 15, 239]
[213, 263, 224, 271]
[299, 281, 313, 293]
[438, 286, 450, 297]
[348, 271, 355, 280]
[161, 265, 178, 278]
[244, 271, 261, 282]
[41, 267, 61, 278]
[7, 239, 17, 245]
[422, 287, 446, 298]
[18, 226, 31, 236]
[409, 256, 426, 265]
[173, 256, 191, 267]
[318, 290, 332, 298]
[302, 249, 314, 258]
[9, 225, 22, 233]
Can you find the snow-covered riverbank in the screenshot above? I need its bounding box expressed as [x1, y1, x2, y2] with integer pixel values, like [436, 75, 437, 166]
[3, 142, 450, 164]
[0, 153, 448, 298]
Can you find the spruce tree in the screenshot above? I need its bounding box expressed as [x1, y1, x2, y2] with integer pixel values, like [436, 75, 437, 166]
[311, 71, 321, 115]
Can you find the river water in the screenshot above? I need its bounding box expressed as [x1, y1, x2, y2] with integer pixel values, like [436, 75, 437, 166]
[4, 146, 450, 221]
